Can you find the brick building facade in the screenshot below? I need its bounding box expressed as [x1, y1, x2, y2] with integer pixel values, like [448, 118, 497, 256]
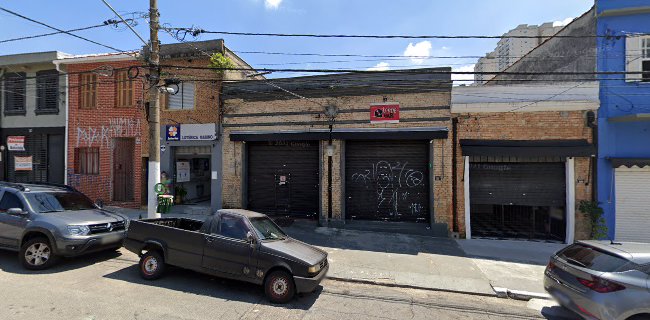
[153, 40, 252, 212]
[222, 70, 454, 235]
[452, 83, 599, 243]
[55, 53, 145, 208]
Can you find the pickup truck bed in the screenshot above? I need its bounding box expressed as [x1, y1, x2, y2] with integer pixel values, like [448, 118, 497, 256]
[125, 218, 207, 272]
[142, 218, 204, 232]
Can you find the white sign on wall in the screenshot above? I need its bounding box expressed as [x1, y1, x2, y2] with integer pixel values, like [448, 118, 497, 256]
[7, 136, 25, 151]
[14, 156, 33, 171]
[176, 161, 191, 183]
[180, 124, 216, 141]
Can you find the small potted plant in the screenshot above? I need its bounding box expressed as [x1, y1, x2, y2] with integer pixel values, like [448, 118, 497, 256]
[174, 185, 187, 204]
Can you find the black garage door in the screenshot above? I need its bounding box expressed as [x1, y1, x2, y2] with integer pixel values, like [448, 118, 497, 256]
[345, 140, 429, 222]
[247, 141, 319, 216]
[469, 162, 566, 241]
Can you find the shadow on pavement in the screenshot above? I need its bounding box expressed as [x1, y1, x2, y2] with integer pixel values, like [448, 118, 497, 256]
[283, 220, 467, 257]
[541, 306, 581, 320]
[103, 264, 321, 310]
[0, 248, 122, 274]
[456, 239, 568, 266]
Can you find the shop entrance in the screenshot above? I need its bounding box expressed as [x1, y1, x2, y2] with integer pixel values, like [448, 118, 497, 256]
[173, 146, 211, 205]
[247, 141, 319, 217]
[469, 161, 566, 242]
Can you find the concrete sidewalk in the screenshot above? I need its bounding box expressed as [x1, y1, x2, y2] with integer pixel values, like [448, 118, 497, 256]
[284, 221, 495, 296]
[457, 239, 568, 299]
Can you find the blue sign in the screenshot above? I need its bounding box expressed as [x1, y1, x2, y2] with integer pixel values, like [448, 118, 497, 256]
[166, 125, 180, 141]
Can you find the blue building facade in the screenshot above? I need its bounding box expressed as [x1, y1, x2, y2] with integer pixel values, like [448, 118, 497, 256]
[597, 0, 650, 242]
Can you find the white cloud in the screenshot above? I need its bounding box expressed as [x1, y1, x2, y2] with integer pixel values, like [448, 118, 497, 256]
[553, 17, 573, 27]
[265, 0, 282, 9]
[452, 64, 475, 85]
[367, 62, 390, 71]
[403, 41, 432, 65]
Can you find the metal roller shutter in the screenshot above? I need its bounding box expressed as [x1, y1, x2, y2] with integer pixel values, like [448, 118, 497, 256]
[615, 168, 650, 243]
[247, 141, 319, 216]
[470, 163, 566, 207]
[345, 140, 429, 222]
[8, 134, 48, 183]
[469, 162, 566, 241]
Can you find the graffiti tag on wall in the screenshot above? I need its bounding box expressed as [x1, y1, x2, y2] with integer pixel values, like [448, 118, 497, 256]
[350, 161, 426, 218]
[76, 117, 141, 148]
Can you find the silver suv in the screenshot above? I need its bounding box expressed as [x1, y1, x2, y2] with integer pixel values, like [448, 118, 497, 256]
[0, 182, 129, 270]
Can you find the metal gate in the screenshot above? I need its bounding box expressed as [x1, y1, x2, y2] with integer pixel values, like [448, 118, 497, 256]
[345, 140, 430, 222]
[7, 134, 48, 183]
[469, 162, 566, 241]
[113, 138, 135, 201]
[247, 141, 319, 216]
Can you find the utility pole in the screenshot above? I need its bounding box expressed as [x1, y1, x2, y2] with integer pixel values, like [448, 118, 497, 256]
[147, 0, 161, 218]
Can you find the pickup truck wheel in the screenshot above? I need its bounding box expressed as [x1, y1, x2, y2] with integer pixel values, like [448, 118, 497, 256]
[139, 251, 165, 280]
[265, 270, 295, 304]
[20, 237, 58, 270]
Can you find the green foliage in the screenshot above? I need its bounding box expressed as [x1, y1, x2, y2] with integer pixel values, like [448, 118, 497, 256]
[578, 200, 608, 239]
[174, 185, 187, 204]
[209, 53, 236, 75]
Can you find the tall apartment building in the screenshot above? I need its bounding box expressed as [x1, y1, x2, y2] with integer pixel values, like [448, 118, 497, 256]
[474, 22, 565, 84]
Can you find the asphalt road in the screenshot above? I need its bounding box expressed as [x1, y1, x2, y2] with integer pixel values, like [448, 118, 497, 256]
[0, 248, 573, 320]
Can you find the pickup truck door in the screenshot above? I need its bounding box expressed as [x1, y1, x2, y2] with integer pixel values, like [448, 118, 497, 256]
[202, 214, 255, 278]
[0, 191, 28, 249]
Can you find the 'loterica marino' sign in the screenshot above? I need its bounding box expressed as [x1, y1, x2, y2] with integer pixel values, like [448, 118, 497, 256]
[166, 123, 216, 141]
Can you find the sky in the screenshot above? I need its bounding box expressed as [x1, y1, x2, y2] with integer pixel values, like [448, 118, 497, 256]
[0, 0, 594, 81]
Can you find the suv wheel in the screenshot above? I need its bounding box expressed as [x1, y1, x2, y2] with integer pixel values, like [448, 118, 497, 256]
[264, 270, 295, 304]
[139, 251, 165, 280]
[21, 237, 58, 270]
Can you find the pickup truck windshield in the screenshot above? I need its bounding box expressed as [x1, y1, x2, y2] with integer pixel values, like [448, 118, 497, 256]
[25, 192, 96, 213]
[250, 217, 287, 241]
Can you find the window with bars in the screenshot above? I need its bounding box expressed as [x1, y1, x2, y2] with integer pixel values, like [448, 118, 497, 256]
[3, 72, 26, 115]
[641, 37, 650, 82]
[166, 82, 195, 110]
[36, 69, 60, 114]
[75, 147, 100, 175]
[79, 73, 97, 109]
[627, 36, 650, 82]
[115, 70, 134, 108]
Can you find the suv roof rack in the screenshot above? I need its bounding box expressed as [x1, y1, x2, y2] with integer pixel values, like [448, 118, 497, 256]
[0, 181, 28, 191]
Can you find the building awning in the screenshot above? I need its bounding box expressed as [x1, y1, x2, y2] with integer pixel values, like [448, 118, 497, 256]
[230, 127, 449, 142]
[608, 113, 650, 123]
[460, 139, 596, 157]
[610, 158, 650, 168]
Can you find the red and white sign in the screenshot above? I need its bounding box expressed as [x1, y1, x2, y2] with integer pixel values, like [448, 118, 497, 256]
[370, 103, 400, 124]
[7, 136, 25, 151]
[14, 156, 33, 171]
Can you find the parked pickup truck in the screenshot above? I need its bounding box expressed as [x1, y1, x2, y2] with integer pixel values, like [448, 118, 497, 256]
[124, 209, 328, 303]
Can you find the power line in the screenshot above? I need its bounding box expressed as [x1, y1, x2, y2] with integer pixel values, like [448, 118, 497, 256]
[168, 27, 619, 39]
[0, 21, 127, 44]
[232, 49, 639, 60]
[0, 6, 132, 55]
[100, 0, 149, 47]
[159, 64, 648, 76]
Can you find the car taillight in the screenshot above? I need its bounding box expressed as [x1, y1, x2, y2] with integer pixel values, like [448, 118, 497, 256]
[546, 261, 556, 271]
[577, 276, 625, 293]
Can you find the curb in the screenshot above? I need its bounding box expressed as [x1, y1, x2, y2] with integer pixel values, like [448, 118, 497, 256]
[507, 289, 551, 301]
[325, 276, 498, 298]
[491, 286, 551, 301]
